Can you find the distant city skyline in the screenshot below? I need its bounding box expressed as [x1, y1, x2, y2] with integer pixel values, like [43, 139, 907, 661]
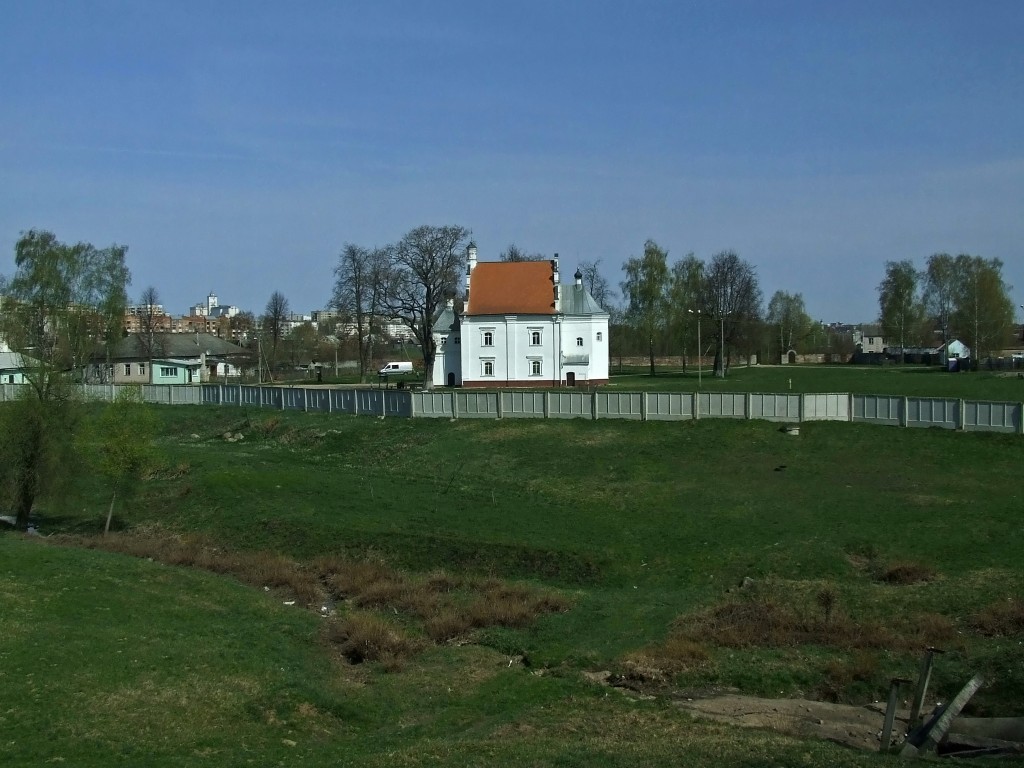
[2, 1, 1022, 324]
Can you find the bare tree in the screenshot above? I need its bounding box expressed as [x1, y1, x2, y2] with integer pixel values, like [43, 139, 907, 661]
[499, 243, 545, 262]
[332, 244, 392, 381]
[137, 285, 164, 364]
[579, 260, 613, 310]
[386, 225, 470, 388]
[700, 251, 762, 377]
[262, 291, 290, 370]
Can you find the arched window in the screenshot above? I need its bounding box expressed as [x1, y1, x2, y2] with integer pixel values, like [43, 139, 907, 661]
[530, 360, 542, 376]
[531, 330, 541, 346]
[576, 337, 583, 347]
[596, 332, 603, 342]
[483, 360, 494, 376]
[483, 331, 493, 347]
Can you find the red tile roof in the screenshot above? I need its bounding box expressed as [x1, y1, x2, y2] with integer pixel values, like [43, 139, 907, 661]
[466, 261, 556, 316]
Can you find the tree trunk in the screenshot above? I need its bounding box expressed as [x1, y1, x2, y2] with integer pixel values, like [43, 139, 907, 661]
[648, 335, 655, 377]
[14, 478, 35, 531]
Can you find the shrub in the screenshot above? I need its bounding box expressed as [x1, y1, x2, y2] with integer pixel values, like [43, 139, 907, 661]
[325, 613, 421, 665]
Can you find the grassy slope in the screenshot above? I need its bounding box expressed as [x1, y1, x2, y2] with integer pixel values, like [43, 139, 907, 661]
[3, 367, 1023, 766]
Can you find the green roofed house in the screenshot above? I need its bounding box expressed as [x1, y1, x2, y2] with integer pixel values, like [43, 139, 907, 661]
[89, 332, 249, 385]
[0, 339, 40, 384]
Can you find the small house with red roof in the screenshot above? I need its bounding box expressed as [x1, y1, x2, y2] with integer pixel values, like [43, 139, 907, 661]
[431, 244, 609, 387]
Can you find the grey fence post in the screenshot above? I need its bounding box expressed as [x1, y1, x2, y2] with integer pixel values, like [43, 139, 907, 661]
[693, 391, 699, 420]
[900, 396, 908, 427]
[745, 392, 752, 419]
[304, 389, 309, 412]
[592, 390, 598, 421]
[641, 392, 648, 421]
[497, 390, 504, 419]
[958, 398, 965, 430]
[451, 390, 458, 419]
[543, 391, 550, 419]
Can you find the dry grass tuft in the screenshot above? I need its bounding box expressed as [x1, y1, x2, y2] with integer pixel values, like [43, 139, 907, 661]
[324, 613, 421, 665]
[818, 650, 882, 702]
[970, 598, 1024, 637]
[424, 609, 474, 643]
[672, 595, 895, 650]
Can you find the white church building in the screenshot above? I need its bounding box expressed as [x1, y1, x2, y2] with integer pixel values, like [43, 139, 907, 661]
[432, 244, 609, 388]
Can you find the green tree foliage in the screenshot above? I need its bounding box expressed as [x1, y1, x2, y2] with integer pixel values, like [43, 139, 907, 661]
[878, 260, 925, 353]
[766, 291, 812, 358]
[666, 254, 704, 368]
[88, 386, 159, 534]
[0, 229, 130, 530]
[952, 255, 1015, 359]
[621, 239, 670, 376]
[923, 253, 957, 358]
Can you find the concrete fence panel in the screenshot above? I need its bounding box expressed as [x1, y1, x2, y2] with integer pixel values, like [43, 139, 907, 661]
[279, 388, 306, 411]
[700, 392, 747, 419]
[454, 391, 499, 418]
[852, 394, 903, 426]
[329, 388, 356, 414]
[383, 390, 413, 418]
[597, 391, 644, 420]
[548, 391, 593, 419]
[749, 393, 801, 422]
[355, 389, 387, 416]
[645, 392, 695, 421]
[306, 388, 333, 413]
[802, 393, 850, 422]
[907, 397, 959, 429]
[501, 390, 545, 418]
[963, 400, 1022, 433]
[410, 391, 454, 418]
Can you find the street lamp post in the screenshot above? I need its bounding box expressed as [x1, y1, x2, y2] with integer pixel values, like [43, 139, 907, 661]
[688, 308, 702, 388]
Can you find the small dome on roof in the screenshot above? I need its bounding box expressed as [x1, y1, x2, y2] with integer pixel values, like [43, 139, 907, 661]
[574, 267, 583, 280]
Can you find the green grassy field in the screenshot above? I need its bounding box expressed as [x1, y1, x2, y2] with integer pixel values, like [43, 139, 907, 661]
[606, 362, 1024, 399]
[2, 374, 1023, 766]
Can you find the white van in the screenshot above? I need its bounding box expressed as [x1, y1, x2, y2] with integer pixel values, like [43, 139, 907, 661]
[378, 361, 414, 376]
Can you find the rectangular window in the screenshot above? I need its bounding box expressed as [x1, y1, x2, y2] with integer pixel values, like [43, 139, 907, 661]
[482, 330, 494, 347]
[576, 337, 583, 347]
[596, 332, 603, 341]
[529, 328, 542, 346]
[160, 366, 177, 377]
[529, 359, 542, 376]
[123, 364, 131, 376]
[481, 359, 494, 377]
[139, 363, 147, 375]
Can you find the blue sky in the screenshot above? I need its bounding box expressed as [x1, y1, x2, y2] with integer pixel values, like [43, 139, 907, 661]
[2, 0, 1022, 323]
